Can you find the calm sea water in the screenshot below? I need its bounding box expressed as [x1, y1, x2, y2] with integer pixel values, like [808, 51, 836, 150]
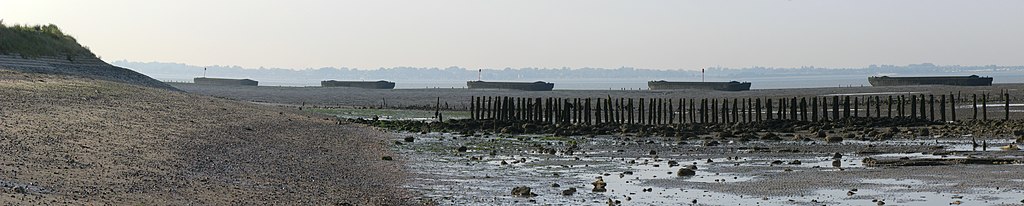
[158, 71, 1024, 90]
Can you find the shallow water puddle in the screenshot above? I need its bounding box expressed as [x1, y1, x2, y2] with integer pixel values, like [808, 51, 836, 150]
[815, 188, 1024, 206]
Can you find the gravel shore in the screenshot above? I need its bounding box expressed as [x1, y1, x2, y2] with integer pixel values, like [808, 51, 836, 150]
[0, 70, 413, 205]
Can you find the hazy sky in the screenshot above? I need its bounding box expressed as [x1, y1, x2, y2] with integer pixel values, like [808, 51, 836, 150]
[2, 0, 1022, 70]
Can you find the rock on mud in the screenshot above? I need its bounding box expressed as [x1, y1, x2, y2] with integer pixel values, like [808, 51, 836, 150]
[561, 187, 577, 196]
[677, 168, 696, 176]
[825, 134, 844, 143]
[511, 186, 536, 197]
[592, 177, 607, 192]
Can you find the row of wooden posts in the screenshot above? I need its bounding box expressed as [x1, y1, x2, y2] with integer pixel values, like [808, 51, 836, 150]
[468, 93, 1014, 125]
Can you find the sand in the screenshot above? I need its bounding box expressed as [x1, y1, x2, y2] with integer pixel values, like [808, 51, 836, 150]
[0, 69, 412, 205]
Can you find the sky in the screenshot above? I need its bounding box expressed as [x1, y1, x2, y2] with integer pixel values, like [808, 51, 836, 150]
[1, 0, 1022, 70]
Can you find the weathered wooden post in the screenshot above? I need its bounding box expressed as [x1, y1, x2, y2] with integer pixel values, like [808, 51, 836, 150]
[565, 98, 573, 124]
[843, 96, 851, 119]
[928, 95, 934, 121]
[688, 99, 695, 123]
[470, 96, 477, 120]
[584, 98, 591, 125]
[940, 95, 946, 121]
[972, 94, 978, 120]
[919, 94, 927, 120]
[668, 99, 675, 125]
[745, 98, 752, 122]
[865, 96, 870, 117]
[790, 97, 798, 120]
[949, 93, 956, 122]
[887, 96, 893, 117]
[745, 98, 753, 122]
[1005, 93, 1010, 120]
[701, 99, 708, 123]
[982, 94, 989, 120]
[495, 96, 502, 121]
[627, 98, 635, 124]
[811, 97, 818, 121]
[821, 97, 829, 121]
[854, 97, 860, 117]
[536, 97, 543, 122]
[732, 98, 740, 123]
[875, 96, 881, 118]
[777, 98, 784, 120]
[755, 98, 763, 121]
[491, 96, 498, 120]
[658, 99, 664, 124]
[910, 95, 918, 119]
[553, 98, 560, 123]
[832, 96, 840, 120]
[594, 98, 602, 124]
[708, 99, 714, 123]
[766, 98, 773, 120]
[800, 97, 807, 121]
[679, 98, 686, 124]
[898, 95, 905, 117]
[638, 98, 645, 124]
[722, 99, 730, 123]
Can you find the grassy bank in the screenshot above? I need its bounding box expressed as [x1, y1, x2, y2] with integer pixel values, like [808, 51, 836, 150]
[0, 22, 95, 59]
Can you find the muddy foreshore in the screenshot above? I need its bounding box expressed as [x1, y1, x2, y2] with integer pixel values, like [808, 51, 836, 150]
[359, 118, 1024, 205]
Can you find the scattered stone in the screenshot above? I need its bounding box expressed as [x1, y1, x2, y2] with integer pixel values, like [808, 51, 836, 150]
[561, 187, 577, 196]
[667, 160, 679, 167]
[685, 165, 697, 170]
[677, 168, 696, 176]
[788, 160, 801, 165]
[817, 130, 828, 138]
[702, 140, 720, 147]
[825, 134, 844, 143]
[832, 160, 841, 168]
[551, 183, 560, 187]
[833, 152, 843, 159]
[381, 156, 393, 161]
[770, 160, 784, 165]
[404, 136, 415, 142]
[919, 128, 930, 137]
[706, 158, 714, 163]
[592, 177, 608, 192]
[457, 146, 468, 152]
[649, 150, 657, 156]
[511, 186, 536, 197]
